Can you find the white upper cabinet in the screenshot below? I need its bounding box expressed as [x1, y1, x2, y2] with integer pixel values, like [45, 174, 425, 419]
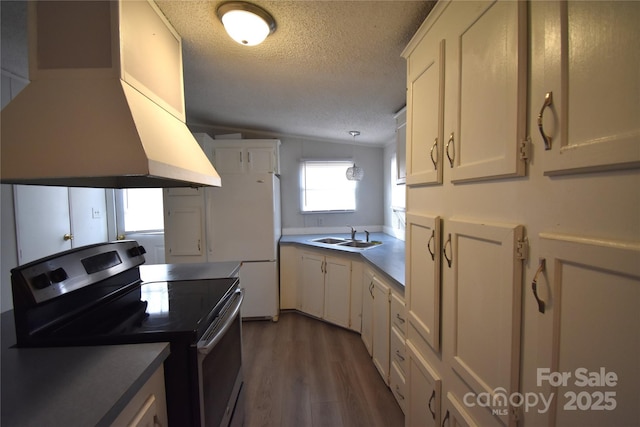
[195, 135, 281, 175]
[403, 0, 528, 186]
[539, 1, 640, 175]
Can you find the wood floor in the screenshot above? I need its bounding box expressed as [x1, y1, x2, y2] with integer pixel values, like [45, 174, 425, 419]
[241, 312, 404, 427]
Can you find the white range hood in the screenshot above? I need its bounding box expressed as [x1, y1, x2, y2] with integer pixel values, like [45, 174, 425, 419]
[1, 0, 221, 188]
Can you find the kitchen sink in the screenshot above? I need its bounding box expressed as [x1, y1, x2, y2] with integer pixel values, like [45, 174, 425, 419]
[311, 237, 348, 244]
[338, 241, 381, 249]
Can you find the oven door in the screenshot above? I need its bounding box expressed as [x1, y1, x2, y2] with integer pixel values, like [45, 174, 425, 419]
[197, 288, 244, 427]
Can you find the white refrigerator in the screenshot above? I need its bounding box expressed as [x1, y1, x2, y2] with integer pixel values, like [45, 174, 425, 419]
[205, 172, 281, 320]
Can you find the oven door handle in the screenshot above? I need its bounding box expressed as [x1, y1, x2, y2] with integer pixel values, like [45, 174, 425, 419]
[197, 289, 244, 355]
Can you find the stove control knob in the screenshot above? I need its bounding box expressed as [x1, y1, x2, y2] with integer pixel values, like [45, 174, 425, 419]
[128, 245, 147, 257]
[32, 273, 51, 290]
[50, 268, 68, 283]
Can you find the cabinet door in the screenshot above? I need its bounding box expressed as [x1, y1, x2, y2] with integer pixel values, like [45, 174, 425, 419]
[406, 37, 444, 186]
[443, 219, 524, 426]
[213, 147, 244, 174]
[395, 107, 407, 184]
[300, 252, 325, 318]
[372, 275, 390, 384]
[540, 1, 640, 175]
[537, 234, 640, 427]
[406, 340, 442, 427]
[406, 213, 441, 352]
[247, 147, 277, 174]
[279, 245, 299, 310]
[163, 188, 206, 262]
[349, 260, 363, 333]
[361, 268, 375, 356]
[446, 0, 527, 183]
[323, 256, 351, 328]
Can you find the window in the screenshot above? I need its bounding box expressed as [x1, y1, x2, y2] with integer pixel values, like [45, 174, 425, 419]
[300, 160, 357, 212]
[120, 188, 164, 232]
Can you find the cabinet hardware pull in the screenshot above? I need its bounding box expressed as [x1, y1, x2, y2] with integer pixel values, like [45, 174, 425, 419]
[430, 138, 438, 170]
[443, 233, 453, 268]
[395, 385, 405, 400]
[445, 133, 455, 168]
[428, 390, 436, 419]
[239, 152, 243, 163]
[532, 258, 546, 314]
[537, 92, 553, 150]
[441, 409, 450, 427]
[395, 350, 405, 361]
[369, 281, 374, 298]
[427, 230, 436, 261]
[198, 239, 201, 252]
[395, 313, 405, 323]
[63, 233, 73, 241]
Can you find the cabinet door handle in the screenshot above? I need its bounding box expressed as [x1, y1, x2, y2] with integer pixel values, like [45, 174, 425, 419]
[428, 389, 436, 420]
[445, 132, 455, 168]
[441, 409, 450, 427]
[427, 230, 436, 261]
[369, 281, 374, 298]
[532, 258, 546, 314]
[430, 137, 438, 170]
[63, 233, 73, 241]
[239, 152, 243, 163]
[395, 313, 406, 323]
[395, 385, 405, 400]
[537, 91, 553, 150]
[443, 233, 453, 268]
[395, 350, 405, 361]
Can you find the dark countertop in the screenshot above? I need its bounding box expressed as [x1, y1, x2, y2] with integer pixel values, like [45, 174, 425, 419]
[1, 310, 170, 427]
[279, 233, 405, 289]
[140, 261, 241, 282]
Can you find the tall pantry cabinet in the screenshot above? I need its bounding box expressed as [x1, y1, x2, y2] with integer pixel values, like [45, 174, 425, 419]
[402, 1, 639, 427]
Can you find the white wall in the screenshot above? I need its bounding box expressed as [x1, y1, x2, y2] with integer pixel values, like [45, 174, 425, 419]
[278, 136, 384, 234]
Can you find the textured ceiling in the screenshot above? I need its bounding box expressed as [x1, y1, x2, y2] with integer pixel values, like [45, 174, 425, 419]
[155, 1, 436, 146]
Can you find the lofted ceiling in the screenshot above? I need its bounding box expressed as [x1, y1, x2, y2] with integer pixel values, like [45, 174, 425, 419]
[155, 1, 436, 146]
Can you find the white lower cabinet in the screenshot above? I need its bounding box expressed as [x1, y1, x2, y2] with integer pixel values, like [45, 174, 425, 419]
[297, 248, 362, 331]
[110, 365, 167, 427]
[406, 339, 441, 427]
[361, 267, 375, 356]
[372, 275, 391, 384]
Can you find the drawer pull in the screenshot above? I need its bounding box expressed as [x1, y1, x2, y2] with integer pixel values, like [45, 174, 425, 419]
[395, 350, 405, 361]
[428, 389, 436, 419]
[395, 313, 406, 323]
[395, 385, 405, 400]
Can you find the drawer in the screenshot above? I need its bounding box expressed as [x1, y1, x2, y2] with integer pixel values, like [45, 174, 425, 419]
[391, 325, 407, 375]
[391, 293, 407, 336]
[390, 359, 407, 414]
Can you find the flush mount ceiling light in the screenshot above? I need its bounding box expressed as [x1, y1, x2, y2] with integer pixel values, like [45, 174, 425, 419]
[346, 131, 364, 181]
[216, 2, 276, 46]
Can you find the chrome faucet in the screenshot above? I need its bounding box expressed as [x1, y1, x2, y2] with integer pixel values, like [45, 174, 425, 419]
[349, 226, 356, 240]
[365, 230, 370, 242]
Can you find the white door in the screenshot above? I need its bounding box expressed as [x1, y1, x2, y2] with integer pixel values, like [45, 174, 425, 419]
[300, 252, 325, 318]
[14, 185, 108, 264]
[537, 233, 640, 426]
[372, 275, 390, 385]
[14, 185, 71, 264]
[540, 1, 640, 174]
[323, 255, 351, 328]
[406, 213, 441, 352]
[361, 267, 375, 356]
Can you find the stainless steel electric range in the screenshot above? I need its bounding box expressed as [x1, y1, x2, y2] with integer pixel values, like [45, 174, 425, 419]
[10, 240, 244, 427]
